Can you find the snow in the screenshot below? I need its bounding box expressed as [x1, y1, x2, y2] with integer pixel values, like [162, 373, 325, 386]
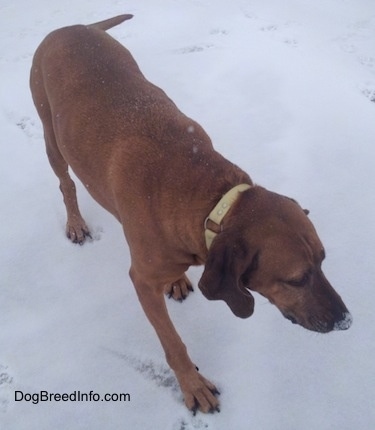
[1, 0, 375, 428]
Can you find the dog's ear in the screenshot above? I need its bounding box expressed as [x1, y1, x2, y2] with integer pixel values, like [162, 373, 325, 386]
[199, 234, 257, 318]
[286, 196, 309, 216]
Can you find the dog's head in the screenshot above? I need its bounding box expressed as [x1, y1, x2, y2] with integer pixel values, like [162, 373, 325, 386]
[199, 186, 352, 333]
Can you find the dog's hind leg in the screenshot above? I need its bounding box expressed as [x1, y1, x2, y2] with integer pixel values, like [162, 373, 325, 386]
[31, 64, 90, 244]
[45, 132, 90, 244]
[39, 110, 90, 244]
[45, 131, 91, 244]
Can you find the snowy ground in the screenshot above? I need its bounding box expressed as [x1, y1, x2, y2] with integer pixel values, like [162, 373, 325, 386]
[1, 0, 375, 429]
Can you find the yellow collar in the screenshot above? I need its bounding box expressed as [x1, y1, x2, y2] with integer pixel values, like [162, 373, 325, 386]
[204, 183, 251, 249]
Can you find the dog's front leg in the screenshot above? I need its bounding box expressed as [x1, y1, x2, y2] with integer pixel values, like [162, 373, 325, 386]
[130, 268, 220, 414]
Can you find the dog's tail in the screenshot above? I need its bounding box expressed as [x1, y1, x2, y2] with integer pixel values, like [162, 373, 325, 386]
[87, 14, 133, 31]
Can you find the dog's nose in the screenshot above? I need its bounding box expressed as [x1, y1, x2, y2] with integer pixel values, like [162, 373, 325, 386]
[334, 312, 353, 330]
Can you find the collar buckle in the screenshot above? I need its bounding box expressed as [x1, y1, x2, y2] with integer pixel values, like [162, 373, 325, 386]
[204, 183, 251, 249]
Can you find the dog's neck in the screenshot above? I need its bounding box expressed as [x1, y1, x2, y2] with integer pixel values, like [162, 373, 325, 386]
[204, 184, 251, 249]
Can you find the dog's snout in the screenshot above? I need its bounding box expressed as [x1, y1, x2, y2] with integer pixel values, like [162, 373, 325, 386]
[285, 314, 298, 325]
[334, 312, 353, 331]
[282, 307, 352, 333]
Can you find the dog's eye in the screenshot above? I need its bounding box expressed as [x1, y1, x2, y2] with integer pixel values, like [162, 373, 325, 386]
[287, 272, 310, 287]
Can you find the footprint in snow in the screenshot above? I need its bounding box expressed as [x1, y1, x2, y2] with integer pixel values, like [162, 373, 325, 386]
[106, 350, 213, 427]
[16, 116, 39, 138]
[104, 349, 181, 395]
[0, 364, 14, 413]
[173, 416, 211, 430]
[5, 111, 43, 140]
[175, 44, 215, 55]
[175, 27, 228, 55]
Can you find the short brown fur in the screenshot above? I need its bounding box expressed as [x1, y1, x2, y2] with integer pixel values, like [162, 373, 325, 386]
[30, 15, 351, 413]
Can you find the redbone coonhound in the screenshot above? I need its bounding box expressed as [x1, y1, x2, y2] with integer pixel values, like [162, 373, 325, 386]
[30, 15, 352, 414]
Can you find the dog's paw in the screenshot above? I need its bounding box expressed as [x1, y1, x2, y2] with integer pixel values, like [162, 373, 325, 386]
[165, 274, 194, 302]
[66, 218, 91, 245]
[178, 370, 220, 415]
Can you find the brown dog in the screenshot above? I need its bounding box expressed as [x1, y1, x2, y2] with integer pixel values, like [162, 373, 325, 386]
[30, 15, 352, 413]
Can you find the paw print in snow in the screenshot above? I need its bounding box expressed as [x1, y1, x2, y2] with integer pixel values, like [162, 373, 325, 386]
[0, 364, 14, 413]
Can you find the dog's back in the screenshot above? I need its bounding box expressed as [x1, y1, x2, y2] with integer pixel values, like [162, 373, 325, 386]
[30, 15, 242, 220]
[30, 14, 147, 138]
